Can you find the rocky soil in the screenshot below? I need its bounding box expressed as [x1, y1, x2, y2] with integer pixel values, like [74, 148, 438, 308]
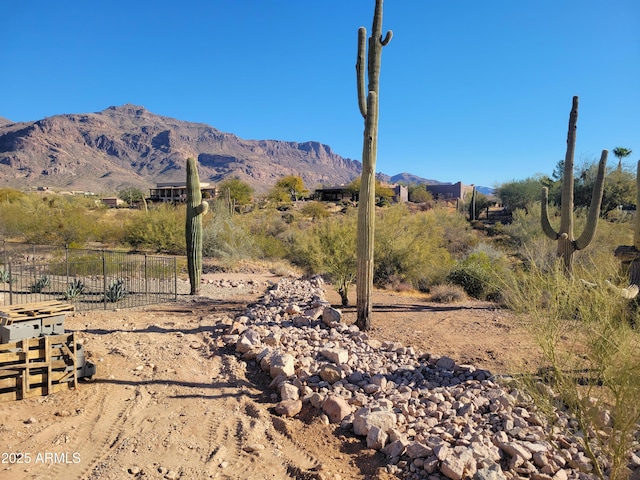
[1, 273, 637, 480]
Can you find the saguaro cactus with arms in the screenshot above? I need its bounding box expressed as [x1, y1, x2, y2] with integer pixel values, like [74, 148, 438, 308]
[541, 96, 607, 274]
[356, 0, 392, 331]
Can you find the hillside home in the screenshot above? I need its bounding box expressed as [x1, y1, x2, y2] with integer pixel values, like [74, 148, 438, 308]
[314, 184, 407, 203]
[148, 182, 217, 203]
[101, 197, 125, 208]
[425, 182, 474, 202]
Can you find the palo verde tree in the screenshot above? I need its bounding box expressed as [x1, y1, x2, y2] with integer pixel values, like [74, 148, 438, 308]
[185, 157, 209, 295]
[541, 96, 607, 274]
[355, 0, 392, 331]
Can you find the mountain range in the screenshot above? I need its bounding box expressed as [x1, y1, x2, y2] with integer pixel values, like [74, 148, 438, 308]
[0, 105, 489, 195]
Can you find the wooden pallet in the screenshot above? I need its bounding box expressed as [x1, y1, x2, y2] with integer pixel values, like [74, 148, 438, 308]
[0, 301, 75, 326]
[0, 333, 78, 402]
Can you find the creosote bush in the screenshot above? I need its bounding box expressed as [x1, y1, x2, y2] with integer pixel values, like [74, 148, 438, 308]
[201, 199, 258, 267]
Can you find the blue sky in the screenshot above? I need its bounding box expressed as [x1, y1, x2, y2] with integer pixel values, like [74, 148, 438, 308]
[2, 1, 638, 188]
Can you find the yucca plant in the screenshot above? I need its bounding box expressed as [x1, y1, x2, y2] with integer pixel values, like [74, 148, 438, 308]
[29, 274, 51, 293]
[105, 279, 127, 302]
[64, 278, 86, 300]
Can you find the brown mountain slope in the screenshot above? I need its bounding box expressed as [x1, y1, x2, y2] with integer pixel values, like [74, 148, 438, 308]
[0, 104, 361, 194]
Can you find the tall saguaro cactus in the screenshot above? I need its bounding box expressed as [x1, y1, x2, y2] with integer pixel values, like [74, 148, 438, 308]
[541, 96, 608, 274]
[356, 0, 392, 331]
[185, 157, 209, 295]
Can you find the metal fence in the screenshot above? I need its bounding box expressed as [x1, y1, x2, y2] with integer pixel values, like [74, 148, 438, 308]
[0, 243, 177, 311]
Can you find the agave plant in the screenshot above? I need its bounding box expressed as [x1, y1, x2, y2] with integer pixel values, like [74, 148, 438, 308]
[29, 274, 51, 293]
[64, 278, 86, 300]
[0, 269, 14, 284]
[105, 279, 127, 302]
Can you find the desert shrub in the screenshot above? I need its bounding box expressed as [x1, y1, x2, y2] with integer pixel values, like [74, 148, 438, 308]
[124, 203, 185, 254]
[428, 284, 467, 303]
[446, 245, 508, 300]
[430, 207, 477, 257]
[291, 212, 357, 305]
[243, 208, 291, 260]
[0, 193, 102, 246]
[299, 201, 329, 220]
[503, 260, 640, 480]
[202, 200, 259, 266]
[503, 203, 547, 248]
[374, 204, 454, 291]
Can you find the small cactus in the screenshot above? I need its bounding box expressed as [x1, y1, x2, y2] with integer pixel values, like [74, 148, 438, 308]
[185, 157, 209, 295]
[541, 96, 607, 274]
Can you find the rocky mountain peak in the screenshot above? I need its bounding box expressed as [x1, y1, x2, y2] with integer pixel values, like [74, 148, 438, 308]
[0, 105, 362, 194]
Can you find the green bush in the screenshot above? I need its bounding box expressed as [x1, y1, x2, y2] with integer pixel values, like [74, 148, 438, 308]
[124, 203, 185, 254]
[291, 211, 357, 305]
[446, 246, 507, 300]
[202, 200, 259, 266]
[373, 204, 454, 291]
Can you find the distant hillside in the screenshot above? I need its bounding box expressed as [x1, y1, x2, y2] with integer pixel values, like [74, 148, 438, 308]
[383, 172, 444, 185]
[0, 117, 11, 127]
[0, 105, 362, 194]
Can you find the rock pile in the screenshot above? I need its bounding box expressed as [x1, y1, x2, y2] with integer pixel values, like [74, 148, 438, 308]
[220, 277, 639, 480]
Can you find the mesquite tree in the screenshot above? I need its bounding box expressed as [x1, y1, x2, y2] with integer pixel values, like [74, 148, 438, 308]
[541, 96, 607, 274]
[355, 0, 392, 331]
[185, 157, 209, 295]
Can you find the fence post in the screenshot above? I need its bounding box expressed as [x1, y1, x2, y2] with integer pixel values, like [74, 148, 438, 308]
[8, 262, 13, 305]
[144, 254, 148, 297]
[174, 257, 178, 302]
[102, 250, 107, 310]
[65, 244, 69, 291]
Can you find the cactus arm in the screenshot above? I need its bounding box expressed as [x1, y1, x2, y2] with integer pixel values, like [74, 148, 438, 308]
[575, 150, 608, 250]
[541, 187, 559, 240]
[381, 31, 393, 46]
[356, 27, 367, 118]
[195, 201, 209, 215]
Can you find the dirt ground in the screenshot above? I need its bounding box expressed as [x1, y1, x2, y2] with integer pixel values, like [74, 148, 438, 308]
[0, 272, 538, 480]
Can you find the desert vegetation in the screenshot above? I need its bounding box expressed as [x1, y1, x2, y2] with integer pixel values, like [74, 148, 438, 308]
[1, 149, 640, 477]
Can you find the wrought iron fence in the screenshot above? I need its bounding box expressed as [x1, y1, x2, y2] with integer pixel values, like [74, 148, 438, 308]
[0, 243, 177, 311]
